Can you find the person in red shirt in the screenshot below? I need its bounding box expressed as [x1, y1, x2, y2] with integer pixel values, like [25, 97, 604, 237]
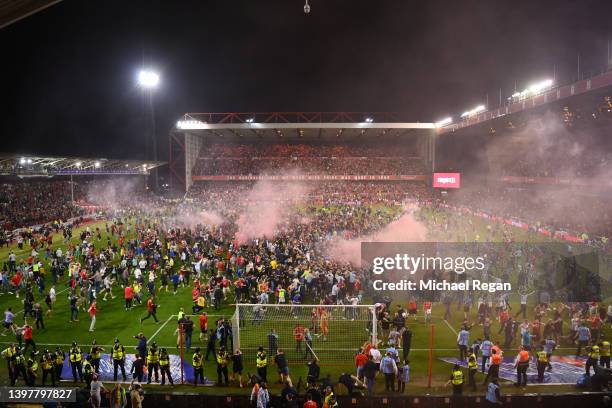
[293, 324, 305, 353]
[303, 395, 318, 408]
[23, 324, 38, 355]
[590, 314, 603, 343]
[199, 312, 208, 342]
[423, 301, 432, 323]
[531, 319, 542, 343]
[354, 349, 369, 380]
[88, 301, 97, 332]
[408, 300, 417, 321]
[11, 272, 22, 296]
[141, 297, 159, 323]
[124, 286, 134, 310]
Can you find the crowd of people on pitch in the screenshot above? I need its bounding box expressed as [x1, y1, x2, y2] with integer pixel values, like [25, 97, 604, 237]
[439, 186, 612, 246]
[187, 181, 429, 207]
[0, 172, 611, 402]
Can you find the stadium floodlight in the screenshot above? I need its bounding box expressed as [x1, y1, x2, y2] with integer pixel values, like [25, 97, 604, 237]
[26, 158, 32, 164]
[246, 118, 254, 123]
[137, 70, 160, 88]
[460, 105, 485, 118]
[94, 161, 101, 168]
[434, 117, 453, 128]
[528, 79, 553, 94]
[176, 119, 206, 130]
[365, 117, 374, 123]
[75, 161, 81, 168]
[19, 157, 26, 164]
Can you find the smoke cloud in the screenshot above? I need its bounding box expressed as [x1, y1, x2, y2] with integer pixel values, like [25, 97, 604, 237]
[234, 172, 312, 244]
[326, 204, 428, 265]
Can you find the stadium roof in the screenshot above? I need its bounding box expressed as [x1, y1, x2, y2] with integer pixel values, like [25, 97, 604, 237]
[172, 112, 435, 140]
[0, 154, 165, 176]
[438, 69, 612, 134]
[0, 0, 63, 30]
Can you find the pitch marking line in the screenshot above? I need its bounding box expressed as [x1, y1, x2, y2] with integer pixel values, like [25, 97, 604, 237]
[149, 314, 174, 343]
[443, 319, 458, 335]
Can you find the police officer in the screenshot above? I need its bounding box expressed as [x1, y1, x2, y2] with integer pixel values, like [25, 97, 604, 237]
[467, 348, 478, 391]
[146, 342, 160, 384]
[11, 348, 27, 386]
[256, 346, 268, 383]
[536, 344, 548, 382]
[1, 343, 16, 383]
[586, 344, 600, 376]
[159, 348, 174, 386]
[112, 338, 127, 381]
[89, 340, 104, 373]
[54, 347, 65, 381]
[40, 349, 56, 386]
[446, 363, 464, 395]
[26, 355, 38, 386]
[83, 355, 94, 388]
[216, 346, 229, 386]
[192, 347, 204, 385]
[69, 342, 83, 382]
[599, 339, 610, 369]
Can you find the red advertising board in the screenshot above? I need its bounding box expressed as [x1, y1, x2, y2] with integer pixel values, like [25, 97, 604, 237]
[433, 173, 461, 188]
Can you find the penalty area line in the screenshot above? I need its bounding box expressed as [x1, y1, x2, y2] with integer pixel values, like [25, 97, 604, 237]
[149, 314, 175, 343]
[443, 319, 458, 335]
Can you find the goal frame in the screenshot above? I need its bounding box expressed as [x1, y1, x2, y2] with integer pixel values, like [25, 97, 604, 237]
[231, 303, 379, 355]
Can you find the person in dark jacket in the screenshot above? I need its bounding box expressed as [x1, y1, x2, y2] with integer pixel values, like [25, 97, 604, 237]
[362, 355, 379, 396]
[134, 333, 147, 359]
[307, 359, 320, 386]
[401, 327, 412, 361]
[131, 354, 144, 383]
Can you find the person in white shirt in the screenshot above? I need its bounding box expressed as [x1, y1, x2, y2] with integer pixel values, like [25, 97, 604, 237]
[370, 346, 382, 370]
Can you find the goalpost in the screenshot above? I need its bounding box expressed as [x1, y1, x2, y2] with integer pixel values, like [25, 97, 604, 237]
[232, 303, 378, 364]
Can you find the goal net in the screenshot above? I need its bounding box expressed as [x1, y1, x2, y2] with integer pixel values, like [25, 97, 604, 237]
[232, 303, 378, 364]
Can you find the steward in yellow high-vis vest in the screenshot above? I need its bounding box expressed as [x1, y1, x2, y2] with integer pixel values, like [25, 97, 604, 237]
[112, 339, 126, 381]
[69, 342, 83, 383]
[447, 363, 463, 395]
[256, 346, 268, 383]
[146, 343, 160, 384]
[192, 347, 204, 385]
[599, 340, 610, 369]
[159, 348, 174, 386]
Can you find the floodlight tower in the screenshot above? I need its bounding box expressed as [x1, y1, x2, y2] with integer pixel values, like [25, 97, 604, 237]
[138, 69, 160, 191]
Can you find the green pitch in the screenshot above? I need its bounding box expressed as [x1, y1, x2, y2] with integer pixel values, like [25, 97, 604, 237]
[0, 211, 608, 396]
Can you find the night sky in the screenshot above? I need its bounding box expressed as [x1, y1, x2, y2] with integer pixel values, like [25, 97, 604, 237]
[1, 0, 611, 160]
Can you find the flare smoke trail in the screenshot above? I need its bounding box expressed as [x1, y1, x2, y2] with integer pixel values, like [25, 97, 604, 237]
[234, 172, 312, 244]
[326, 204, 428, 265]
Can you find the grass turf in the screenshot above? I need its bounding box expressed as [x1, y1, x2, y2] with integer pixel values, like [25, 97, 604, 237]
[0, 213, 608, 397]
